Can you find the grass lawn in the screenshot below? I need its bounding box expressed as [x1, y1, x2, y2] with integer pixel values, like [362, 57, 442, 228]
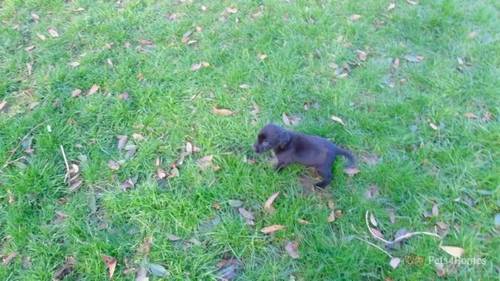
[1, 0, 499, 280]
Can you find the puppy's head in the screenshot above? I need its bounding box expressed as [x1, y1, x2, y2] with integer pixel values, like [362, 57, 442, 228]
[253, 124, 291, 153]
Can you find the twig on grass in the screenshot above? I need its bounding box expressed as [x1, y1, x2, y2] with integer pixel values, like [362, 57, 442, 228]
[59, 145, 70, 182]
[365, 211, 441, 245]
[355, 237, 393, 258]
[0, 122, 45, 171]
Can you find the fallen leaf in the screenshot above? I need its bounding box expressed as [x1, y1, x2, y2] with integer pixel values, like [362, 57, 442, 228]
[31, 12, 40, 21]
[130, 133, 144, 142]
[435, 262, 446, 277]
[239, 84, 250, 89]
[118, 92, 129, 100]
[25, 45, 35, 52]
[121, 178, 136, 191]
[168, 166, 179, 178]
[364, 185, 379, 199]
[2, 252, 17, 265]
[107, 58, 113, 67]
[392, 58, 400, 69]
[432, 203, 439, 217]
[361, 153, 380, 166]
[387, 257, 400, 269]
[335, 209, 343, 219]
[481, 111, 493, 122]
[0, 101, 7, 111]
[191, 61, 209, 71]
[349, 14, 362, 21]
[69, 61, 80, 68]
[212, 107, 234, 116]
[26, 63, 32, 75]
[285, 241, 300, 259]
[258, 53, 268, 60]
[371, 228, 385, 239]
[102, 256, 117, 279]
[69, 89, 81, 98]
[36, 33, 46, 40]
[406, 0, 418, 5]
[136, 265, 149, 281]
[263, 192, 280, 213]
[344, 167, 360, 176]
[148, 263, 168, 277]
[356, 50, 367, 61]
[429, 122, 438, 130]
[404, 54, 424, 63]
[387, 3, 396, 11]
[225, 6, 238, 14]
[440, 245, 464, 258]
[108, 160, 120, 171]
[53, 256, 76, 280]
[48, 27, 59, 37]
[464, 112, 478, 119]
[166, 234, 181, 241]
[260, 224, 285, 234]
[197, 155, 219, 171]
[215, 258, 241, 281]
[236, 208, 251, 221]
[138, 236, 153, 256]
[228, 199, 243, 208]
[369, 213, 378, 227]
[117, 135, 128, 150]
[327, 210, 336, 222]
[467, 31, 478, 39]
[436, 221, 449, 236]
[282, 113, 301, 126]
[67, 164, 82, 192]
[331, 115, 345, 126]
[298, 219, 310, 225]
[156, 167, 167, 179]
[7, 190, 15, 204]
[87, 84, 100, 96]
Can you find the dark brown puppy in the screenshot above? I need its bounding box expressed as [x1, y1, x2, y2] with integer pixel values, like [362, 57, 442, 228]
[253, 124, 356, 188]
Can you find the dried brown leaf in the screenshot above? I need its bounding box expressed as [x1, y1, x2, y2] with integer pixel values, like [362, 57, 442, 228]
[327, 210, 336, 222]
[464, 112, 478, 119]
[25, 45, 35, 52]
[260, 224, 285, 234]
[71, 89, 82, 98]
[69, 61, 80, 68]
[356, 50, 367, 61]
[387, 3, 396, 11]
[364, 185, 379, 199]
[389, 257, 401, 269]
[344, 167, 360, 176]
[435, 262, 446, 277]
[116, 135, 128, 150]
[349, 14, 362, 21]
[102, 255, 117, 279]
[406, 0, 418, 5]
[440, 245, 464, 258]
[31, 12, 40, 21]
[298, 219, 310, 225]
[404, 54, 424, 63]
[225, 7, 238, 14]
[263, 192, 280, 213]
[87, 84, 100, 96]
[166, 234, 181, 241]
[36, 33, 46, 40]
[285, 241, 300, 259]
[156, 167, 167, 179]
[2, 252, 17, 265]
[331, 115, 345, 126]
[191, 61, 209, 71]
[121, 178, 136, 191]
[0, 100, 7, 111]
[369, 213, 378, 227]
[432, 203, 439, 217]
[108, 160, 120, 171]
[48, 28, 59, 37]
[212, 107, 234, 116]
[282, 113, 301, 126]
[53, 256, 76, 280]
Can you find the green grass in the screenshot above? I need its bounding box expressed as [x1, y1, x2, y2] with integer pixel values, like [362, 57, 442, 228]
[1, 0, 499, 280]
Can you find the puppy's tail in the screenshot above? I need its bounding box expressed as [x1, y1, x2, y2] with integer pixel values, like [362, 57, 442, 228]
[336, 147, 356, 168]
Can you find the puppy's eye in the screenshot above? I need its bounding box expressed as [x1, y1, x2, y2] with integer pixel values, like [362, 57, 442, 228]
[258, 134, 265, 141]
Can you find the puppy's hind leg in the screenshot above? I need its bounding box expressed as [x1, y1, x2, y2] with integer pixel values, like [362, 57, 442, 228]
[315, 167, 332, 188]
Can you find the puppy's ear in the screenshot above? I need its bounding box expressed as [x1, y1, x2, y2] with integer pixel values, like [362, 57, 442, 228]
[278, 131, 291, 149]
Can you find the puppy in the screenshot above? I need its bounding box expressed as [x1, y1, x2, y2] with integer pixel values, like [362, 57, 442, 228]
[253, 124, 356, 188]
